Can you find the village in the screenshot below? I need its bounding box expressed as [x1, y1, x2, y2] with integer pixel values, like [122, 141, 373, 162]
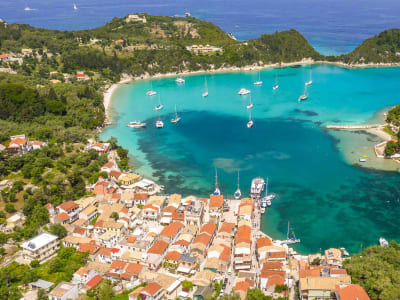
[0, 135, 371, 300]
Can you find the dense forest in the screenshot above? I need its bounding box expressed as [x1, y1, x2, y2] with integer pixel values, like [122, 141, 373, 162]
[344, 242, 400, 300]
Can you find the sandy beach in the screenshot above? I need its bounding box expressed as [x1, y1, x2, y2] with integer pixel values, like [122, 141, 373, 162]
[103, 75, 133, 123]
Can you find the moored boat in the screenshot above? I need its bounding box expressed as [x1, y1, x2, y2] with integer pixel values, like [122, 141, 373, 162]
[234, 169, 242, 199]
[253, 72, 262, 85]
[127, 121, 146, 128]
[213, 168, 221, 195]
[260, 207, 266, 213]
[146, 82, 157, 96]
[176, 77, 185, 83]
[305, 69, 313, 86]
[155, 94, 163, 110]
[247, 108, 253, 128]
[250, 177, 265, 199]
[238, 88, 251, 95]
[272, 74, 279, 90]
[155, 113, 164, 128]
[298, 84, 308, 102]
[379, 237, 389, 246]
[202, 77, 208, 97]
[246, 95, 253, 109]
[282, 221, 301, 244]
[171, 104, 181, 123]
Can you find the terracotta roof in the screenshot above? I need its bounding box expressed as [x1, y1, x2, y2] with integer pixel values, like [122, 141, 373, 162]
[73, 227, 86, 235]
[98, 247, 112, 256]
[260, 270, 286, 279]
[160, 222, 184, 238]
[125, 263, 144, 276]
[58, 201, 78, 212]
[56, 212, 70, 221]
[103, 162, 114, 168]
[163, 205, 177, 213]
[78, 243, 99, 255]
[218, 222, 235, 234]
[147, 240, 169, 255]
[110, 260, 127, 270]
[143, 204, 159, 211]
[141, 282, 162, 297]
[267, 251, 287, 259]
[164, 251, 182, 261]
[266, 274, 285, 287]
[85, 275, 102, 289]
[219, 244, 231, 262]
[75, 267, 89, 276]
[172, 212, 184, 220]
[336, 284, 370, 300]
[76, 73, 87, 78]
[45, 203, 53, 209]
[234, 279, 254, 292]
[0, 54, 8, 59]
[330, 268, 348, 275]
[112, 193, 121, 199]
[174, 240, 190, 247]
[10, 137, 27, 145]
[126, 236, 137, 244]
[235, 225, 251, 245]
[209, 194, 223, 208]
[134, 193, 148, 200]
[200, 223, 217, 236]
[193, 233, 211, 246]
[109, 170, 122, 178]
[262, 262, 282, 270]
[299, 268, 321, 278]
[257, 237, 272, 248]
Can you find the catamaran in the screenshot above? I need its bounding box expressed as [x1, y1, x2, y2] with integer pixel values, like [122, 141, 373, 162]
[234, 169, 242, 199]
[272, 74, 279, 90]
[73, 3, 78, 10]
[250, 177, 265, 199]
[246, 95, 253, 109]
[154, 94, 163, 110]
[171, 104, 181, 123]
[155, 113, 164, 128]
[213, 168, 221, 195]
[146, 82, 157, 96]
[283, 221, 300, 244]
[247, 108, 253, 128]
[298, 84, 308, 102]
[305, 69, 313, 86]
[261, 177, 276, 207]
[202, 77, 208, 97]
[238, 88, 251, 95]
[126, 121, 146, 128]
[176, 77, 185, 83]
[254, 72, 262, 85]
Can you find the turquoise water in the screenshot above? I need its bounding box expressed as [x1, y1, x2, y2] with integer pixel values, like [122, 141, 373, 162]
[101, 64, 400, 254]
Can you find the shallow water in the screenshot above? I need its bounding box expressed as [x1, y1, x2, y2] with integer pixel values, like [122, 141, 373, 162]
[100, 64, 400, 254]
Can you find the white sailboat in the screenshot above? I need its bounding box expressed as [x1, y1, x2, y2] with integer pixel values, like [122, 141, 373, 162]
[305, 69, 313, 86]
[234, 169, 242, 199]
[298, 84, 308, 102]
[24, 7, 32, 11]
[146, 82, 157, 96]
[283, 221, 301, 244]
[261, 177, 276, 208]
[213, 168, 221, 195]
[126, 121, 146, 128]
[202, 77, 208, 97]
[176, 77, 185, 83]
[154, 94, 164, 110]
[272, 74, 279, 90]
[253, 72, 262, 85]
[238, 88, 251, 95]
[73, 3, 78, 10]
[247, 108, 253, 128]
[155, 112, 164, 128]
[171, 104, 181, 123]
[246, 95, 253, 109]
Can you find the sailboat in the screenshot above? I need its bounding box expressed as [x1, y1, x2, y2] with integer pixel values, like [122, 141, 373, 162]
[202, 77, 208, 97]
[156, 112, 164, 128]
[146, 82, 157, 96]
[238, 88, 251, 95]
[234, 169, 242, 199]
[213, 168, 221, 195]
[272, 74, 279, 90]
[305, 69, 313, 86]
[283, 221, 301, 244]
[171, 104, 181, 123]
[73, 3, 78, 10]
[246, 95, 253, 109]
[247, 108, 253, 128]
[261, 177, 276, 208]
[298, 84, 308, 102]
[24, 7, 32, 11]
[176, 77, 185, 83]
[253, 72, 262, 85]
[154, 94, 163, 110]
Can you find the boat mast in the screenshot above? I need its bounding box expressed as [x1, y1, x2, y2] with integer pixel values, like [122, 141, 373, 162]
[174, 104, 178, 118]
[237, 169, 240, 190]
[249, 108, 252, 121]
[215, 168, 219, 190]
[265, 177, 268, 197]
[205, 77, 208, 93]
[287, 221, 290, 240]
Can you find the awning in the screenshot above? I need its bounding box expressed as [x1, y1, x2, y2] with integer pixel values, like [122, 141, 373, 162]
[177, 266, 192, 274]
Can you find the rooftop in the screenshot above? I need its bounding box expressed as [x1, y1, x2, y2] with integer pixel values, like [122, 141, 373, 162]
[21, 232, 58, 251]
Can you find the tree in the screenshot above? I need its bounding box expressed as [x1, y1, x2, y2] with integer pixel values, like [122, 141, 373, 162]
[96, 281, 115, 300]
[111, 212, 119, 221]
[5, 203, 15, 213]
[310, 257, 321, 265]
[385, 141, 398, 157]
[182, 280, 193, 291]
[30, 260, 40, 268]
[49, 224, 67, 239]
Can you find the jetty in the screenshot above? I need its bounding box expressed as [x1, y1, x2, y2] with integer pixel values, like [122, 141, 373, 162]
[324, 124, 381, 129]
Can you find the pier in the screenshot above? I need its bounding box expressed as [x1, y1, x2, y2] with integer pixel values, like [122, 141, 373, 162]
[324, 124, 381, 129]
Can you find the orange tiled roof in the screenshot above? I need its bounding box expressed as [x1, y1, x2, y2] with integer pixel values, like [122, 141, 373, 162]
[98, 247, 112, 256]
[266, 274, 285, 287]
[164, 251, 181, 261]
[141, 282, 162, 297]
[235, 225, 251, 245]
[160, 222, 184, 238]
[260, 270, 286, 279]
[147, 240, 169, 255]
[330, 268, 347, 275]
[110, 260, 127, 270]
[78, 243, 99, 255]
[174, 240, 190, 247]
[299, 268, 321, 278]
[193, 233, 211, 246]
[109, 170, 122, 179]
[262, 261, 282, 270]
[134, 193, 148, 200]
[267, 251, 286, 259]
[219, 244, 231, 262]
[126, 236, 137, 244]
[103, 162, 114, 168]
[257, 237, 272, 248]
[335, 284, 370, 300]
[163, 205, 177, 213]
[73, 227, 86, 235]
[200, 223, 217, 236]
[125, 263, 144, 276]
[172, 212, 184, 220]
[218, 222, 235, 234]
[56, 212, 70, 221]
[209, 194, 223, 208]
[58, 200, 78, 212]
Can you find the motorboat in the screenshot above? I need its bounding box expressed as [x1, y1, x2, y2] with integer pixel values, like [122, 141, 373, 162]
[127, 121, 146, 128]
[156, 112, 163, 128]
[250, 177, 265, 199]
[379, 237, 389, 247]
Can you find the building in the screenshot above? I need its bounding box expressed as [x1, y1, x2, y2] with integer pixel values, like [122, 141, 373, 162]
[184, 198, 204, 226]
[21, 233, 59, 263]
[335, 284, 370, 300]
[75, 71, 89, 81]
[126, 14, 147, 23]
[325, 248, 343, 267]
[130, 282, 164, 300]
[48, 282, 79, 300]
[55, 201, 80, 224]
[186, 45, 223, 55]
[299, 276, 351, 300]
[119, 173, 142, 186]
[86, 142, 110, 153]
[7, 134, 31, 155]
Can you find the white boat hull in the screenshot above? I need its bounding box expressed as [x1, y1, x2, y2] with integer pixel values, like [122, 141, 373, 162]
[298, 95, 308, 102]
[247, 121, 253, 128]
[155, 105, 163, 111]
[171, 117, 181, 123]
[254, 81, 263, 86]
[146, 90, 157, 96]
[202, 92, 208, 97]
[246, 104, 253, 109]
[273, 85, 279, 90]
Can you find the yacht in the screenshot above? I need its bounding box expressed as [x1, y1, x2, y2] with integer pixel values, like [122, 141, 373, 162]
[202, 77, 208, 97]
[213, 168, 221, 195]
[272, 74, 279, 90]
[305, 69, 312, 86]
[379, 237, 389, 247]
[234, 169, 242, 199]
[260, 207, 266, 214]
[171, 104, 181, 123]
[282, 221, 301, 244]
[154, 95, 163, 110]
[238, 88, 251, 95]
[250, 177, 265, 199]
[176, 77, 185, 83]
[126, 121, 146, 128]
[73, 3, 78, 10]
[155, 113, 164, 128]
[246, 95, 253, 109]
[298, 84, 308, 102]
[24, 7, 32, 11]
[359, 158, 367, 162]
[146, 82, 157, 96]
[261, 177, 276, 207]
[253, 72, 262, 85]
[247, 108, 253, 128]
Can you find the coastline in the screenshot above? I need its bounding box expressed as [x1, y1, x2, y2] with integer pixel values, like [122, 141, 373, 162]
[103, 74, 133, 123]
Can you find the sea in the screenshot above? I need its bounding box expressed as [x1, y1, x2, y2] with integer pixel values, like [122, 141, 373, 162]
[3, 0, 400, 254]
[2, 0, 400, 55]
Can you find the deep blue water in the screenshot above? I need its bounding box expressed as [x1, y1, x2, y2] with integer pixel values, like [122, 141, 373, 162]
[1, 0, 400, 54]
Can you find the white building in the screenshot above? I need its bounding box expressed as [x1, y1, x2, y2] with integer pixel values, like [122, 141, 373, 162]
[21, 233, 59, 263]
[48, 281, 79, 300]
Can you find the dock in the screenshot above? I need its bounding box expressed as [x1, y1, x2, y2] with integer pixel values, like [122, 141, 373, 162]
[324, 124, 381, 130]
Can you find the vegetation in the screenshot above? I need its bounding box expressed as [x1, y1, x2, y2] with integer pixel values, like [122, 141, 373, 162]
[384, 104, 400, 157]
[344, 241, 400, 300]
[182, 280, 193, 291]
[49, 223, 67, 239]
[246, 288, 285, 300]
